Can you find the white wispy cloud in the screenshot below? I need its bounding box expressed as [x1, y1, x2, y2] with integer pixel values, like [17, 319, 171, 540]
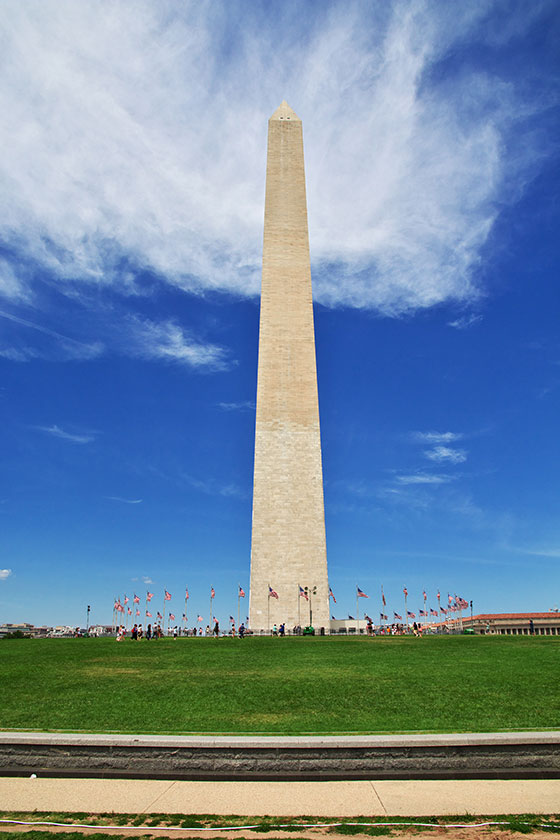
[0, 0, 554, 315]
[448, 314, 483, 329]
[395, 473, 454, 485]
[0, 259, 29, 301]
[106, 496, 143, 504]
[142, 576, 153, 585]
[412, 431, 463, 444]
[124, 317, 231, 370]
[424, 446, 467, 464]
[0, 569, 13, 580]
[0, 347, 39, 362]
[218, 400, 255, 411]
[0, 309, 104, 361]
[513, 546, 560, 559]
[35, 424, 96, 444]
[181, 473, 248, 499]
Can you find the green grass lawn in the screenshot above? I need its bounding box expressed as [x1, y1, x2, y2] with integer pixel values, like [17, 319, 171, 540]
[0, 635, 558, 735]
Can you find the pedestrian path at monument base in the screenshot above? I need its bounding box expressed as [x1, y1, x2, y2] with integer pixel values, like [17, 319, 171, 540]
[1, 778, 559, 816]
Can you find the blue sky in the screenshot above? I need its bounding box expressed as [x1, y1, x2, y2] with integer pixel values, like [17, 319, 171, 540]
[1, 0, 559, 628]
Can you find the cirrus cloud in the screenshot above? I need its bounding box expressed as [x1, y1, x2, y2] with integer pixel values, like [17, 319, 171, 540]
[424, 446, 468, 464]
[0, 0, 556, 319]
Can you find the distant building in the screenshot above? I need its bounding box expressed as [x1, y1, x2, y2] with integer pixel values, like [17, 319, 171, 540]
[462, 612, 560, 636]
[330, 612, 560, 636]
[49, 626, 76, 637]
[330, 619, 367, 634]
[0, 622, 51, 638]
[89, 625, 112, 636]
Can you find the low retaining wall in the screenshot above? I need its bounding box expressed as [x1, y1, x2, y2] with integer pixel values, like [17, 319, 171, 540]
[0, 732, 558, 780]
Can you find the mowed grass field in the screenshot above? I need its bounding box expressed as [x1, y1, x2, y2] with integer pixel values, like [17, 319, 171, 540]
[0, 635, 558, 734]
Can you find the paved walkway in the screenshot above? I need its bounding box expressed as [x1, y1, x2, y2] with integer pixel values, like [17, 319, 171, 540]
[1, 778, 559, 816]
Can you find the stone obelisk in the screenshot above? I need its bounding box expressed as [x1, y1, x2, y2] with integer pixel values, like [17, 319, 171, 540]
[249, 102, 329, 632]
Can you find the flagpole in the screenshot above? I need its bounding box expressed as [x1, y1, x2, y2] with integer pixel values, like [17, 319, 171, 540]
[162, 592, 166, 638]
[210, 589, 213, 631]
[356, 587, 359, 636]
[404, 589, 408, 630]
[267, 585, 270, 635]
[297, 584, 301, 630]
[237, 584, 240, 630]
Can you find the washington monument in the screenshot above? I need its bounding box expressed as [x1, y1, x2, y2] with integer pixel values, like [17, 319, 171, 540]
[249, 102, 330, 632]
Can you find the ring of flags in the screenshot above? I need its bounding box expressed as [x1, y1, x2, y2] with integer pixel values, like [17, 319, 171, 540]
[112, 585, 470, 633]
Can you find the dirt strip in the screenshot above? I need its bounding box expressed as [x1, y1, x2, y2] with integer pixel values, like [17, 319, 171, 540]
[0, 824, 559, 840]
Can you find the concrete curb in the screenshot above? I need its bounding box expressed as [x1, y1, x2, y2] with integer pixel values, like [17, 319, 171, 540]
[1, 731, 559, 780]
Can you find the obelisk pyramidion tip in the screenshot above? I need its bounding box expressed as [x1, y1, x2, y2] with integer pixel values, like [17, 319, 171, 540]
[269, 101, 301, 121]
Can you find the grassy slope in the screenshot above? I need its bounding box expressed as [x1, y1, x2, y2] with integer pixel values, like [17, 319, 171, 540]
[0, 635, 558, 734]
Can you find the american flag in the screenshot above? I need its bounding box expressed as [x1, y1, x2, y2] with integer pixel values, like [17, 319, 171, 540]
[456, 596, 469, 610]
[357, 587, 368, 598]
[135, 609, 140, 616]
[211, 587, 215, 598]
[157, 611, 162, 619]
[365, 615, 373, 622]
[197, 615, 203, 622]
[239, 586, 245, 597]
[127, 608, 132, 615]
[113, 600, 119, 610]
[448, 593, 453, 605]
[133, 594, 140, 604]
[329, 587, 336, 603]
[169, 613, 175, 621]
[394, 612, 402, 620]
[229, 615, 235, 623]
[164, 590, 172, 601]
[380, 613, 388, 621]
[147, 592, 154, 601]
[437, 590, 441, 601]
[382, 589, 386, 607]
[299, 585, 308, 601]
[124, 596, 129, 605]
[269, 586, 278, 599]
[423, 590, 427, 602]
[430, 608, 438, 617]
[441, 607, 448, 615]
[146, 610, 152, 617]
[182, 613, 186, 620]
[407, 610, 416, 618]
[348, 614, 354, 620]
[403, 587, 408, 597]
[116, 602, 124, 613]
[185, 588, 189, 600]
[419, 609, 427, 617]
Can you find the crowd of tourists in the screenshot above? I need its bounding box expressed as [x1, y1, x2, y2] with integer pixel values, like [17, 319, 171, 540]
[115, 620, 248, 640]
[114, 619, 433, 640]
